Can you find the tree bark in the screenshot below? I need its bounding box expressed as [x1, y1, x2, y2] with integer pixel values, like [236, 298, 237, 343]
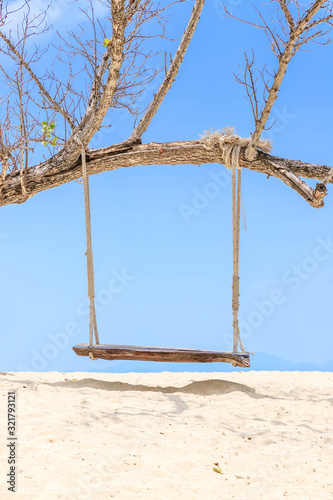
[0, 139, 331, 208]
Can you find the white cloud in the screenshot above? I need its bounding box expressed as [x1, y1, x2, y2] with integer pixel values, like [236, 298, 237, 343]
[3, 0, 109, 40]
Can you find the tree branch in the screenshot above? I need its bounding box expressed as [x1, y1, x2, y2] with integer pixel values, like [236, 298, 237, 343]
[0, 30, 75, 129]
[279, 1, 295, 31]
[73, 0, 127, 144]
[127, 0, 205, 143]
[0, 1, 331, 215]
[248, 0, 326, 155]
[0, 139, 331, 208]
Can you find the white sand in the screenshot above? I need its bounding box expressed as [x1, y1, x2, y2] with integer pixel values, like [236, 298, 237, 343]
[0, 371, 332, 499]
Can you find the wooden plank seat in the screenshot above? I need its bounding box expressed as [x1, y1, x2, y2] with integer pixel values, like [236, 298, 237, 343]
[72, 344, 251, 367]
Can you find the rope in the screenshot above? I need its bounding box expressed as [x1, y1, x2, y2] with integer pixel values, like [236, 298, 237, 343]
[230, 145, 246, 354]
[207, 132, 250, 353]
[201, 127, 273, 156]
[74, 138, 99, 359]
[241, 194, 247, 232]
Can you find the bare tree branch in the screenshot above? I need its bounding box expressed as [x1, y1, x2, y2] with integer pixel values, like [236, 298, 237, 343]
[248, 0, 329, 154]
[72, 0, 127, 143]
[0, 139, 331, 208]
[0, 30, 75, 129]
[127, 0, 205, 143]
[280, 0, 295, 31]
[226, 1, 333, 159]
[0, 0, 332, 214]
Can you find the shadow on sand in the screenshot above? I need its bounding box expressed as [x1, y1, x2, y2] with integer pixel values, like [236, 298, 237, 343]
[0, 374, 270, 399]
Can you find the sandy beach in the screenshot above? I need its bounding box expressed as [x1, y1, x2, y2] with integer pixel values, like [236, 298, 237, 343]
[0, 371, 332, 499]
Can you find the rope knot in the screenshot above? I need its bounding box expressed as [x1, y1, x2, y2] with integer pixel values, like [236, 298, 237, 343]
[200, 127, 273, 169]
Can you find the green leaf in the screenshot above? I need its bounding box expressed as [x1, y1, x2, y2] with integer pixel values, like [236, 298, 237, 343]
[51, 137, 57, 146]
[41, 121, 48, 126]
[213, 467, 223, 475]
[103, 37, 112, 47]
[42, 140, 47, 147]
[49, 122, 56, 130]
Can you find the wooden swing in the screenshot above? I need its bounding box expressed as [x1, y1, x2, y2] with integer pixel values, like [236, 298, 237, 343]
[72, 141, 250, 368]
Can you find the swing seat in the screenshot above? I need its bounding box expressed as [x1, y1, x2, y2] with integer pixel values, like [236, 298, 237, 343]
[72, 344, 251, 367]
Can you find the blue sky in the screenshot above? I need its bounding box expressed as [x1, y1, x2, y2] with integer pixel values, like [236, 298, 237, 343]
[1, 0, 332, 373]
